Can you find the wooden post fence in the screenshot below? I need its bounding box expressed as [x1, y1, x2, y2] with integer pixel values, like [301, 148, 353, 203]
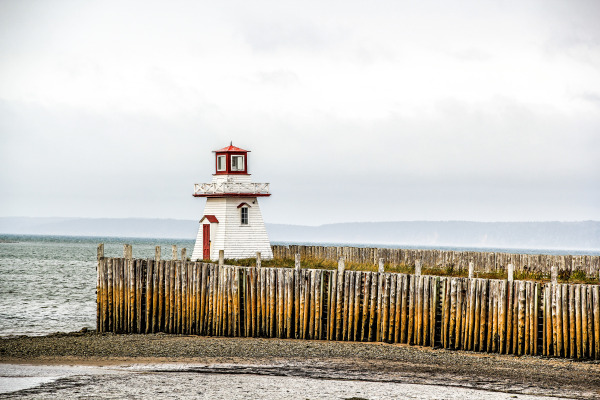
[270, 245, 600, 279]
[97, 244, 600, 360]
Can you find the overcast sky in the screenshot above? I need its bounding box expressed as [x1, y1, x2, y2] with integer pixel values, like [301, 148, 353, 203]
[1, 0, 599, 225]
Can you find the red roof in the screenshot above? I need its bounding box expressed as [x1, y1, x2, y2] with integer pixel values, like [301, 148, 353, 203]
[199, 215, 219, 223]
[214, 144, 250, 153]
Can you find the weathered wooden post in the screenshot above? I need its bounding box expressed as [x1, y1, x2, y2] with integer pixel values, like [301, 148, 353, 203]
[295, 254, 301, 271]
[124, 244, 132, 259]
[468, 262, 474, 279]
[336, 257, 345, 339]
[378, 258, 385, 273]
[256, 252, 262, 268]
[415, 260, 422, 276]
[155, 246, 161, 261]
[123, 244, 133, 333]
[96, 243, 104, 332]
[508, 263, 514, 282]
[551, 265, 558, 285]
[219, 250, 224, 267]
[172, 245, 177, 260]
[181, 248, 187, 261]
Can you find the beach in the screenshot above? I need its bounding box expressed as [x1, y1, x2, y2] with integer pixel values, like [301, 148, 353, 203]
[1, 332, 600, 399]
[2, 237, 600, 398]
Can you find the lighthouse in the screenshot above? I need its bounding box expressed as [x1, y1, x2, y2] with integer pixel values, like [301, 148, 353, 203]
[191, 143, 273, 261]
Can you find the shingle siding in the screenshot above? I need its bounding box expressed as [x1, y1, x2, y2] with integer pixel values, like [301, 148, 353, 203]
[191, 196, 273, 261]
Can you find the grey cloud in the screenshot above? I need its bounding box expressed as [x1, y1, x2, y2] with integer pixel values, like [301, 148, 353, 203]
[450, 48, 491, 62]
[256, 69, 300, 86]
[353, 43, 398, 65]
[541, 3, 600, 65]
[1, 0, 599, 225]
[241, 20, 333, 53]
[576, 92, 600, 106]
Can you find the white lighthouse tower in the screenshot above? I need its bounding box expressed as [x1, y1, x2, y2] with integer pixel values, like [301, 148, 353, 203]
[191, 143, 273, 261]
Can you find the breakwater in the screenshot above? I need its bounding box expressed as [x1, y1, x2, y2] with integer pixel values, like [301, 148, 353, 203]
[271, 245, 600, 279]
[96, 245, 600, 360]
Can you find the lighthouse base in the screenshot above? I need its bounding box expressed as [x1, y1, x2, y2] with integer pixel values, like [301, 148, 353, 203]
[191, 197, 273, 261]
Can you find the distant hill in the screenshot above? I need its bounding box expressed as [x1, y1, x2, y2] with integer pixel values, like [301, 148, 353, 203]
[266, 221, 600, 251]
[0, 217, 198, 240]
[0, 217, 598, 251]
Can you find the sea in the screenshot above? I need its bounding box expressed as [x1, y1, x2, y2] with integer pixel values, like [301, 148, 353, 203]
[1, 234, 599, 337]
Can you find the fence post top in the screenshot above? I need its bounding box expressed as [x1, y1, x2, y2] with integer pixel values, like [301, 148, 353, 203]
[414, 259, 422, 276]
[468, 261, 474, 279]
[337, 257, 345, 273]
[256, 252, 262, 269]
[550, 265, 558, 284]
[507, 263, 514, 282]
[123, 244, 132, 260]
[294, 253, 301, 271]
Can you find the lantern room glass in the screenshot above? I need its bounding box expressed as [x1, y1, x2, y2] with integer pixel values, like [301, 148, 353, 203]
[217, 155, 226, 171]
[231, 155, 245, 171]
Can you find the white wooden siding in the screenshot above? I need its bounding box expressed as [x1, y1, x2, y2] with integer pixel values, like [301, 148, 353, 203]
[191, 198, 226, 261]
[191, 223, 204, 261]
[191, 196, 273, 261]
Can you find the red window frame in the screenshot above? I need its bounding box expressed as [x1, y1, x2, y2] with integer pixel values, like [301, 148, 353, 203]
[214, 151, 248, 175]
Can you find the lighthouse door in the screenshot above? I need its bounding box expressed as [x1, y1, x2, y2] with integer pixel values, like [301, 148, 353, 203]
[202, 224, 210, 260]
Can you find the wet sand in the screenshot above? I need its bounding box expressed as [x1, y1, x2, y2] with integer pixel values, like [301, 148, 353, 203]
[1, 332, 600, 398]
[0, 363, 572, 399]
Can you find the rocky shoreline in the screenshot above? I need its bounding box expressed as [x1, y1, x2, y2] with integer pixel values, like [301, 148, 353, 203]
[1, 332, 600, 398]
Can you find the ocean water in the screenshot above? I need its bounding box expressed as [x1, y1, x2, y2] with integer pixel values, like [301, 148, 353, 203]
[1, 234, 598, 336]
[0, 235, 194, 336]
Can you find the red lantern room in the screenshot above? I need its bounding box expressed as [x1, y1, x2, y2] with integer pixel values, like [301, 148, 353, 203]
[193, 142, 271, 198]
[214, 143, 249, 175]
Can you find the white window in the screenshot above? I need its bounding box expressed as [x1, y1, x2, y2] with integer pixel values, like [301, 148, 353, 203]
[231, 155, 245, 171]
[240, 207, 249, 225]
[217, 155, 226, 171]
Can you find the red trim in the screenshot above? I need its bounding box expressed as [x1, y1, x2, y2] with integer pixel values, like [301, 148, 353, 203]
[212, 174, 252, 176]
[237, 202, 251, 208]
[213, 145, 250, 153]
[200, 215, 219, 223]
[215, 154, 226, 174]
[214, 151, 249, 175]
[193, 193, 271, 198]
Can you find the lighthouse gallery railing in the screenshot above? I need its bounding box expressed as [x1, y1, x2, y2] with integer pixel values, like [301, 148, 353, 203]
[194, 182, 270, 196]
